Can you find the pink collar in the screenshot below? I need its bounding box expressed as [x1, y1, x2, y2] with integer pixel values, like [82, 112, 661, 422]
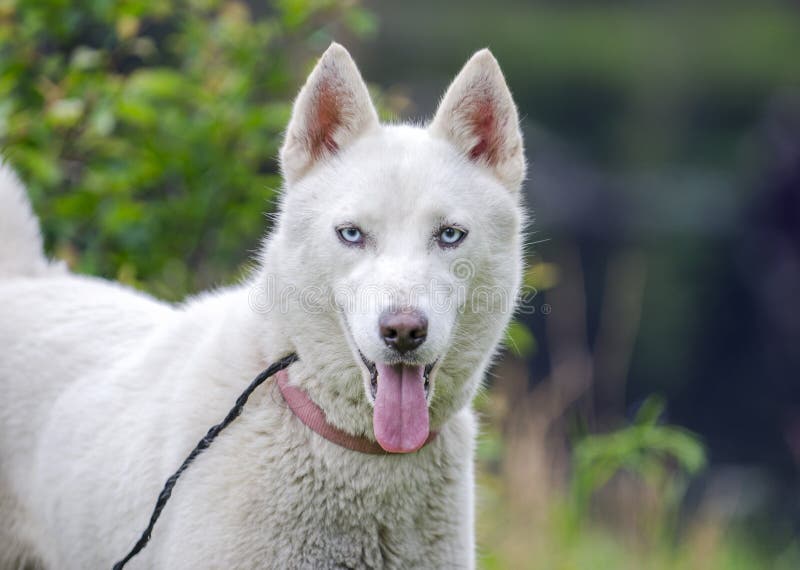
[276, 370, 437, 454]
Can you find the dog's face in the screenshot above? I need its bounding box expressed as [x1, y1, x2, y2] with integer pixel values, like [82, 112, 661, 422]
[265, 44, 525, 452]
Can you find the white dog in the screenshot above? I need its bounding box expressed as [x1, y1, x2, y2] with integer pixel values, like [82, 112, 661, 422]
[0, 44, 525, 569]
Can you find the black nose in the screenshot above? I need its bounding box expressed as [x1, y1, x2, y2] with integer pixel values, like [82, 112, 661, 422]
[379, 308, 428, 353]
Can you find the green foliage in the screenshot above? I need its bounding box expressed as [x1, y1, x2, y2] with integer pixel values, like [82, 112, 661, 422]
[475, 394, 800, 569]
[0, 0, 375, 299]
[571, 395, 706, 521]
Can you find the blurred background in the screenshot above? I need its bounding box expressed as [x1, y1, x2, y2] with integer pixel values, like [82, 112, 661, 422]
[1, 1, 799, 567]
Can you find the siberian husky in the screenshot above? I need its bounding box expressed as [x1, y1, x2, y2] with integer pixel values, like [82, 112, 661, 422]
[0, 44, 525, 569]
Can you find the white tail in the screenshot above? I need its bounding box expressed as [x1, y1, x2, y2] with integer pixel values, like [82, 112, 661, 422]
[0, 161, 57, 278]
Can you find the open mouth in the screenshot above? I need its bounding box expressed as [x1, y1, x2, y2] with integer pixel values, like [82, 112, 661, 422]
[358, 351, 437, 453]
[359, 351, 435, 401]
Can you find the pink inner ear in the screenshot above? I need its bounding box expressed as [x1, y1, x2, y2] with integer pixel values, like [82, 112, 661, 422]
[467, 97, 502, 165]
[307, 79, 343, 158]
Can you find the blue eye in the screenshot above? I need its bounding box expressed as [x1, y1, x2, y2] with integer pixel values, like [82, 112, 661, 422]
[438, 226, 466, 247]
[337, 226, 364, 245]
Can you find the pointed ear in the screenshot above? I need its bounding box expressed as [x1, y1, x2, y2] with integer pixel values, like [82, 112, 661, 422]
[280, 43, 379, 184]
[429, 49, 526, 191]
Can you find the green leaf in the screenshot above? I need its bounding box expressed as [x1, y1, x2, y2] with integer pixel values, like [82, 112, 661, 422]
[46, 98, 84, 127]
[125, 68, 186, 100]
[505, 320, 537, 357]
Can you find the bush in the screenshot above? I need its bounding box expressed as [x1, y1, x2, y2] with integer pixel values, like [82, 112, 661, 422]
[0, 0, 375, 299]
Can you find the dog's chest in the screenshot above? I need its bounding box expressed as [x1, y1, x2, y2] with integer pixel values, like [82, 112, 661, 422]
[158, 416, 469, 569]
[259, 444, 462, 569]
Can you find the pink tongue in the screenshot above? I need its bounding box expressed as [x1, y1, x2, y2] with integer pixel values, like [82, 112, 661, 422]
[373, 363, 430, 453]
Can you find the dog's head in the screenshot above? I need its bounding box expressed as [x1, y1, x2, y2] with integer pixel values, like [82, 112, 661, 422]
[262, 44, 525, 452]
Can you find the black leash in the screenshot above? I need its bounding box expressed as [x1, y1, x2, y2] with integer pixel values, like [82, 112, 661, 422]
[112, 352, 299, 570]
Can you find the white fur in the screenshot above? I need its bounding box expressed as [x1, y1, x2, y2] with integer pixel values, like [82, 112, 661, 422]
[0, 44, 525, 569]
[0, 163, 62, 278]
